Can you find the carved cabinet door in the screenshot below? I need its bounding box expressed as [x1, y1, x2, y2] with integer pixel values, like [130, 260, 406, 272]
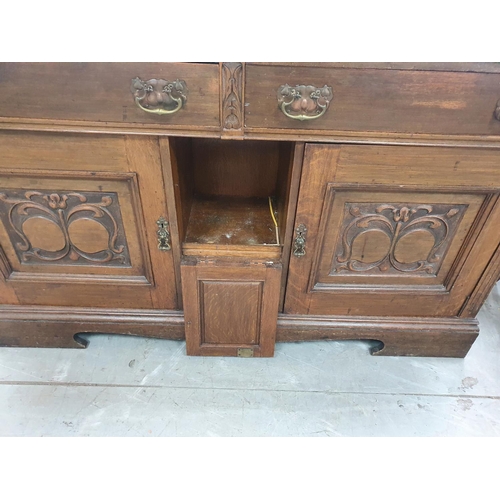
[0, 133, 178, 310]
[284, 144, 500, 317]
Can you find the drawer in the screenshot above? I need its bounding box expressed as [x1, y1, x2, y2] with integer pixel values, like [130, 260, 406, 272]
[0, 63, 220, 129]
[244, 64, 500, 137]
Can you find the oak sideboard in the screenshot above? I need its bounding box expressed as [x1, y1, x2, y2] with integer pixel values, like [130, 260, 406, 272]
[0, 62, 499, 358]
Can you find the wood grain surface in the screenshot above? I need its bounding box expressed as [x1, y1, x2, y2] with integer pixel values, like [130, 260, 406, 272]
[245, 65, 500, 136]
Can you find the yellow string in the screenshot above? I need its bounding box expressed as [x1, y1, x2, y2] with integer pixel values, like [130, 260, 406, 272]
[268, 197, 280, 245]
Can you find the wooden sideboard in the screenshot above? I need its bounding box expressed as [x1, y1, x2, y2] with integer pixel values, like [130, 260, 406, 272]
[1, 62, 500, 358]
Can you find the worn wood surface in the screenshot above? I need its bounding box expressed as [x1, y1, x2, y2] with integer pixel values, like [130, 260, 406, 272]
[1, 63, 500, 358]
[0, 63, 220, 128]
[245, 65, 500, 136]
[0, 303, 479, 358]
[181, 259, 281, 357]
[0, 305, 184, 348]
[220, 62, 245, 137]
[170, 137, 293, 259]
[248, 62, 500, 73]
[276, 314, 479, 358]
[185, 196, 277, 246]
[192, 139, 282, 198]
[284, 143, 500, 318]
[0, 132, 177, 309]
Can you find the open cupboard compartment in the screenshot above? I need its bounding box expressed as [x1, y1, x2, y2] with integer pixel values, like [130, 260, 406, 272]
[168, 138, 297, 259]
[168, 137, 301, 357]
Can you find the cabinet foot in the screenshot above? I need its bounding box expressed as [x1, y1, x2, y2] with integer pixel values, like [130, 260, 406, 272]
[277, 314, 479, 358]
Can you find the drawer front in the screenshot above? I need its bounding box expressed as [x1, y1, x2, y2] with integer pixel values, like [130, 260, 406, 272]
[181, 259, 281, 357]
[0, 63, 220, 129]
[245, 64, 500, 136]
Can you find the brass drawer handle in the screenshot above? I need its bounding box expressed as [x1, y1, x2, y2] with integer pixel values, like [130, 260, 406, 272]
[156, 217, 171, 251]
[293, 223, 307, 257]
[277, 84, 333, 121]
[130, 77, 188, 115]
[495, 99, 500, 121]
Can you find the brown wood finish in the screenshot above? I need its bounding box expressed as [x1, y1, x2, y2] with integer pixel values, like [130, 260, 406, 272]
[0, 305, 184, 348]
[245, 64, 500, 136]
[220, 62, 245, 137]
[0, 132, 177, 309]
[277, 142, 304, 309]
[249, 63, 500, 73]
[284, 143, 500, 318]
[169, 137, 294, 259]
[1, 62, 500, 359]
[191, 139, 281, 198]
[181, 258, 281, 357]
[0, 63, 220, 129]
[185, 196, 278, 246]
[276, 314, 479, 358]
[0, 302, 477, 358]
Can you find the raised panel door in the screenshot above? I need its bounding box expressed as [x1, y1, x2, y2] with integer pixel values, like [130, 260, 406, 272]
[0, 133, 178, 309]
[284, 144, 500, 317]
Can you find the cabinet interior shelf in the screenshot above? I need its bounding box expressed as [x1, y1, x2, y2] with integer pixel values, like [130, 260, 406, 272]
[185, 195, 279, 246]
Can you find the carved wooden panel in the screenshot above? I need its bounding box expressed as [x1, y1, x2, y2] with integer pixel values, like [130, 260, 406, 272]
[332, 202, 466, 277]
[0, 170, 149, 281]
[284, 143, 498, 318]
[221, 62, 244, 133]
[0, 189, 130, 267]
[314, 188, 485, 291]
[0, 135, 178, 311]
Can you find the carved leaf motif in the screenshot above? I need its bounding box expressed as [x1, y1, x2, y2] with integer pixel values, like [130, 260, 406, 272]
[222, 63, 243, 131]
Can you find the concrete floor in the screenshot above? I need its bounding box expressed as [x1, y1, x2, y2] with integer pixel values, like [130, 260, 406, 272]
[1, 286, 500, 436]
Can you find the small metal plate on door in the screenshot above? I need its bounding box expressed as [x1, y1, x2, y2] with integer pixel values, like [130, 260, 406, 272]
[237, 348, 254, 358]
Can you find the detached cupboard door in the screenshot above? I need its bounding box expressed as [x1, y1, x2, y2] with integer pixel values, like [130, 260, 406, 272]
[0, 132, 177, 310]
[285, 144, 500, 317]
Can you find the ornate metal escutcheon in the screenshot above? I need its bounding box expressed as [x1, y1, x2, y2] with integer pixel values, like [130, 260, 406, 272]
[293, 223, 307, 257]
[156, 217, 171, 251]
[277, 84, 333, 121]
[130, 77, 188, 115]
[495, 99, 500, 121]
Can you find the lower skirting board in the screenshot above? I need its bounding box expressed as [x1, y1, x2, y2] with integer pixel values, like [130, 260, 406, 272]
[277, 314, 479, 357]
[0, 306, 185, 348]
[0, 305, 479, 357]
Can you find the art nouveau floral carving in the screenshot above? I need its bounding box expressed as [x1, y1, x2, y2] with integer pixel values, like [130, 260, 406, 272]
[333, 203, 466, 275]
[0, 190, 130, 266]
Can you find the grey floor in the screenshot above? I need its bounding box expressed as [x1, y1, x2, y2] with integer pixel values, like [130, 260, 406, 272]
[1, 287, 500, 436]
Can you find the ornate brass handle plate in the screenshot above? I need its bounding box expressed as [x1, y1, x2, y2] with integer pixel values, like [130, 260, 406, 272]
[277, 84, 333, 121]
[130, 77, 188, 115]
[156, 217, 171, 251]
[293, 223, 307, 257]
[495, 99, 500, 121]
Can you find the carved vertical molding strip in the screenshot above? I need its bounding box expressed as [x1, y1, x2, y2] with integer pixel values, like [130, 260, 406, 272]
[221, 62, 244, 135]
